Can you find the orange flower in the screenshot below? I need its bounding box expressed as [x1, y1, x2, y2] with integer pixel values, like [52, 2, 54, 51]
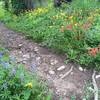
[88, 48, 98, 56]
[82, 21, 91, 30]
[66, 24, 73, 31]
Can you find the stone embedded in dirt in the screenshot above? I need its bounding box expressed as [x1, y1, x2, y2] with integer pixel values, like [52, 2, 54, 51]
[49, 70, 55, 75]
[18, 44, 23, 47]
[36, 57, 41, 60]
[16, 57, 24, 63]
[70, 71, 74, 75]
[84, 68, 87, 72]
[96, 75, 100, 79]
[22, 60, 27, 64]
[50, 59, 58, 65]
[23, 54, 30, 59]
[78, 66, 84, 72]
[36, 57, 41, 65]
[59, 74, 63, 77]
[57, 65, 65, 71]
[34, 47, 39, 52]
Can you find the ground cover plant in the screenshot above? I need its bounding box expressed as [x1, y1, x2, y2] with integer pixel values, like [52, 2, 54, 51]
[0, 0, 100, 71]
[0, 47, 51, 100]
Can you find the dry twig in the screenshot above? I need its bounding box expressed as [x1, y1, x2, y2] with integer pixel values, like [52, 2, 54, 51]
[92, 70, 98, 100]
[60, 65, 73, 79]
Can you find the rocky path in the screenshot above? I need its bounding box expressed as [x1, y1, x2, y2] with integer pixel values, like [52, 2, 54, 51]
[0, 23, 100, 100]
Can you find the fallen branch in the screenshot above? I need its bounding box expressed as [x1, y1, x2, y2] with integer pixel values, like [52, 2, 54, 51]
[60, 65, 73, 79]
[92, 70, 98, 100]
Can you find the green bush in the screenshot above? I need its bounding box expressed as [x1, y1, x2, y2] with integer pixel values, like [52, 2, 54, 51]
[0, 0, 100, 70]
[0, 47, 51, 100]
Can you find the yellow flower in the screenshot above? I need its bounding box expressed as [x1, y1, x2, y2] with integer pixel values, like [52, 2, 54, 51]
[87, 16, 93, 21]
[60, 13, 66, 16]
[49, 26, 53, 28]
[75, 23, 78, 26]
[69, 16, 73, 19]
[25, 82, 32, 88]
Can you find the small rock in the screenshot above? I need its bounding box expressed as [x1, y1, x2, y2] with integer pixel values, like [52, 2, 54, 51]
[50, 59, 58, 65]
[84, 68, 87, 72]
[96, 75, 100, 79]
[59, 74, 63, 77]
[17, 58, 24, 63]
[23, 54, 30, 59]
[49, 70, 55, 75]
[18, 44, 23, 47]
[57, 65, 65, 71]
[70, 71, 74, 75]
[34, 47, 39, 52]
[36, 57, 41, 65]
[79, 66, 83, 72]
[19, 51, 23, 54]
[36, 57, 41, 61]
[22, 60, 27, 64]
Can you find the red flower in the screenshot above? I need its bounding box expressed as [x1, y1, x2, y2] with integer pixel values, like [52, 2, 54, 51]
[88, 48, 98, 56]
[82, 21, 91, 30]
[66, 24, 73, 30]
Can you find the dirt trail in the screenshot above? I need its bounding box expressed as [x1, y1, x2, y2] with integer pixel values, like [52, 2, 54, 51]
[0, 23, 99, 100]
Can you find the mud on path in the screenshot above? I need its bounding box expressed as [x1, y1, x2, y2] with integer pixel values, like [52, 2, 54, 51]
[0, 23, 100, 100]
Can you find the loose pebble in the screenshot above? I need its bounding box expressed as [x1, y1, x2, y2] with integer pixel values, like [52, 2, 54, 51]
[96, 75, 100, 79]
[23, 54, 30, 59]
[50, 59, 58, 65]
[79, 66, 84, 72]
[18, 44, 23, 47]
[34, 47, 39, 52]
[84, 68, 87, 72]
[49, 70, 55, 75]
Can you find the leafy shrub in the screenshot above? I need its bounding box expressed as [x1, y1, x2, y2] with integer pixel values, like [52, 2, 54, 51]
[0, 0, 100, 70]
[0, 47, 51, 100]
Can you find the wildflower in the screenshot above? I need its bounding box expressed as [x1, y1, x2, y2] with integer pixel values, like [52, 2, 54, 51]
[66, 24, 73, 30]
[60, 26, 65, 32]
[11, 67, 16, 76]
[75, 23, 78, 26]
[31, 61, 37, 71]
[60, 13, 66, 16]
[0, 51, 3, 58]
[49, 26, 53, 28]
[69, 16, 73, 19]
[25, 82, 32, 88]
[1, 61, 10, 69]
[82, 21, 91, 30]
[88, 48, 98, 56]
[87, 16, 93, 21]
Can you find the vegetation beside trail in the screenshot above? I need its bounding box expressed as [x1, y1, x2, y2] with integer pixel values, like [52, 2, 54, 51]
[0, 0, 100, 99]
[0, 47, 51, 100]
[1, 0, 100, 70]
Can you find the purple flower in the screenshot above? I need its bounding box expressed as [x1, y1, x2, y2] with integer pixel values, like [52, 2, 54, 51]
[1, 61, 10, 69]
[31, 62, 37, 71]
[11, 67, 16, 76]
[0, 52, 3, 58]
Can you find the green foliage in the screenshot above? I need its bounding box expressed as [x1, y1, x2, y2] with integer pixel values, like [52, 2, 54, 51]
[0, 0, 100, 70]
[0, 47, 51, 100]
